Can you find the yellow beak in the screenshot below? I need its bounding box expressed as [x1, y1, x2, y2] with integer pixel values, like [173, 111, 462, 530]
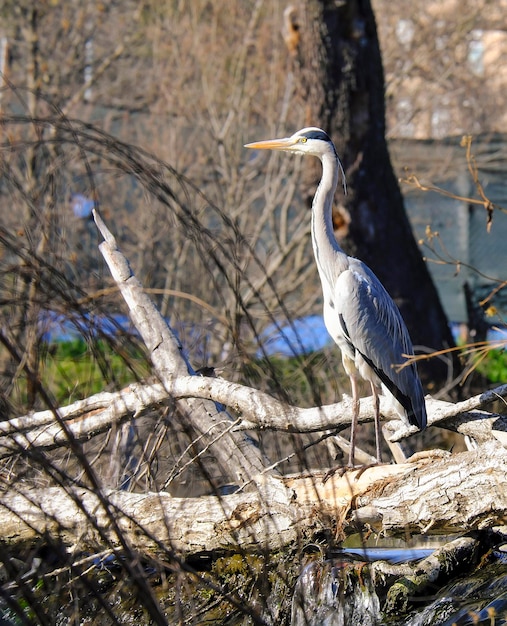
[244, 137, 295, 151]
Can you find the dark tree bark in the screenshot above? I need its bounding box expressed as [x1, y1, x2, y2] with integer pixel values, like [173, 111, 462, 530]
[292, 0, 458, 385]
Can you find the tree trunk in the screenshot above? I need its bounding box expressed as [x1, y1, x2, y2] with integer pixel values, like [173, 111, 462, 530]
[294, 0, 457, 385]
[2, 443, 506, 557]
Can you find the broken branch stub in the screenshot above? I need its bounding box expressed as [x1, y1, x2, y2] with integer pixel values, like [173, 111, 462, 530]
[93, 209, 268, 487]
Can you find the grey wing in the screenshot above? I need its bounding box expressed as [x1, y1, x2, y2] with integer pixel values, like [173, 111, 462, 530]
[335, 260, 427, 429]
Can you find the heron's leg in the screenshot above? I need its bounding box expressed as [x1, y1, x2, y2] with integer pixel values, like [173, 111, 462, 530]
[348, 375, 360, 466]
[371, 382, 382, 463]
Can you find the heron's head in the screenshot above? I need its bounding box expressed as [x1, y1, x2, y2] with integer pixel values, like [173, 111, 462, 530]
[245, 127, 335, 158]
[245, 126, 346, 192]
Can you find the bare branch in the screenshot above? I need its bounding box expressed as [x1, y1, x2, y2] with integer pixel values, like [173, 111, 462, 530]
[2, 374, 506, 459]
[93, 209, 268, 485]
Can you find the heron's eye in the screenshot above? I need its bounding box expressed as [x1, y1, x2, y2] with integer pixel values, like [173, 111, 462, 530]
[299, 137, 307, 143]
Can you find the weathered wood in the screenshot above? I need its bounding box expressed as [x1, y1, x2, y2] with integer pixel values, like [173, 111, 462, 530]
[0, 478, 296, 555]
[353, 441, 507, 535]
[1, 442, 506, 556]
[93, 210, 267, 486]
[1, 376, 506, 459]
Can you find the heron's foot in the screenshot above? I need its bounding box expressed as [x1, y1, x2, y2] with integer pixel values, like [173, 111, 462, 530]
[352, 461, 383, 480]
[322, 461, 378, 482]
[322, 460, 388, 483]
[322, 465, 348, 483]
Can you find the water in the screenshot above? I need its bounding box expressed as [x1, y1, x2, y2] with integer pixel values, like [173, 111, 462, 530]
[405, 558, 507, 626]
[291, 558, 381, 626]
[291, 538, 507, 626]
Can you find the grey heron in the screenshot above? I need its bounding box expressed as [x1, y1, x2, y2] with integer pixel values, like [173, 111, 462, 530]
[245, 127, 427, 466]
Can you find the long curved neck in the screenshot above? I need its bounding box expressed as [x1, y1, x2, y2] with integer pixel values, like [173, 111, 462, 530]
[311, 152, 348, 282]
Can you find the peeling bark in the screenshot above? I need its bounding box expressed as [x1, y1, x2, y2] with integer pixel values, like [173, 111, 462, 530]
[1, 443, 506, 557]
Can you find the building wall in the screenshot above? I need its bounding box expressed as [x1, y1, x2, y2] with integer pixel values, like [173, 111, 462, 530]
[389, 135, 507, 322]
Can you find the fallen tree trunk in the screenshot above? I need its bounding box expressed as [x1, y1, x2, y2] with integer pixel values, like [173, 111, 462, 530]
[1, 441, 506, 557]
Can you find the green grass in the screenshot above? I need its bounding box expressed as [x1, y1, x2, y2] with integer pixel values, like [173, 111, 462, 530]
[477, 347, 507, 383]
[8, 336, 506, 412]
[42, 338, 150, 404]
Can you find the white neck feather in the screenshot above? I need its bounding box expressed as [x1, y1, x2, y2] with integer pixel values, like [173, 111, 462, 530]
[311, 152, 348, 283]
